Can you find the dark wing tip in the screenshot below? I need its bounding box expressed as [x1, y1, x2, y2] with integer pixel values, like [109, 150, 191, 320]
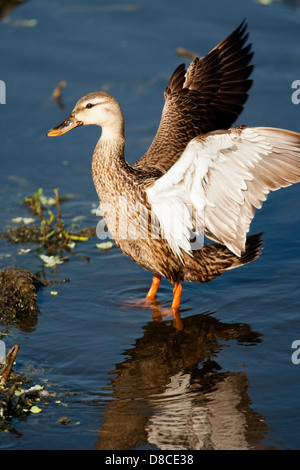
[232, 18, 249, 42]
[241, 232, 264, 264]
[166, 19, 253, 97]
[134, 21, 254, 173]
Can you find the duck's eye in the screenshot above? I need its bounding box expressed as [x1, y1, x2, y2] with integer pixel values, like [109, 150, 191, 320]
[86, 103, 94, 109]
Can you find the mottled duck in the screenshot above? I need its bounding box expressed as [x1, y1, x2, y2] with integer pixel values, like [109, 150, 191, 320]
[47, 21, 300, 318]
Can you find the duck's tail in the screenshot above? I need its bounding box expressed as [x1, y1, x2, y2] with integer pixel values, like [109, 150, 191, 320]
[182, 232, 263, 283]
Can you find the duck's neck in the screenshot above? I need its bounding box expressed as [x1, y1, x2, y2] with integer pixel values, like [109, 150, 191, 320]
[92, 133, 131, 203]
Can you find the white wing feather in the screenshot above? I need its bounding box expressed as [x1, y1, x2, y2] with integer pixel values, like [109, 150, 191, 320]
[146, 126, 300, 259]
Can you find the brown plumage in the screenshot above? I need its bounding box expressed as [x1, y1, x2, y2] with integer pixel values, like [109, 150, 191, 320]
[182, 233, 263, 283]
[47, 21, 300, 317]
[134, 20, 253, 175]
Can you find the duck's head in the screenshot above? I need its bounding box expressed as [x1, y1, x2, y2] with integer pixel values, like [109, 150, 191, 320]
[47, 91, 124, 138]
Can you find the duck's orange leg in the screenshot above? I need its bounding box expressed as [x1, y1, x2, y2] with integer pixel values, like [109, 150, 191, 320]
[150, 280, 183, 330]
[146, 274, 161, 302]
[171, 282, 182, 311]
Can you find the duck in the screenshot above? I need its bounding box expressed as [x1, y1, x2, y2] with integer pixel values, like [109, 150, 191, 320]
[47, 21, 300, 316]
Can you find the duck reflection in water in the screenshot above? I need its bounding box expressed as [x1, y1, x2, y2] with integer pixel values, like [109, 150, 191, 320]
[95, 313, 279, 450]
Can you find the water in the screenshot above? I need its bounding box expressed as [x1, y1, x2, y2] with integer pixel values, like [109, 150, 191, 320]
[0, 0, 300, 450]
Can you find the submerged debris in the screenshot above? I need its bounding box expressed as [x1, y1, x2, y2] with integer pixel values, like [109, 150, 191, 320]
[4, 223, 42, 244]
[0, 344, 19, 385]
[0, 345, 54, 430]
[176, 47, 198, 60]
[52, 80, 67, 109]
[58, 416, 71, 425]
[0, 266, 43, 323]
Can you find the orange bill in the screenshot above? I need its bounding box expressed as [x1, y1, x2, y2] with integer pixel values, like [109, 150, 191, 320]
[47, 115, 83, 136]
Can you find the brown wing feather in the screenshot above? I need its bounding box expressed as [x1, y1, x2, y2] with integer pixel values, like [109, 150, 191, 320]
[134, 20, 253, 175]
[182, 233, 263, 283]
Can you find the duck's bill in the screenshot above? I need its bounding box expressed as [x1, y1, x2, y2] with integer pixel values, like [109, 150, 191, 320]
[47, 115, 83, 136]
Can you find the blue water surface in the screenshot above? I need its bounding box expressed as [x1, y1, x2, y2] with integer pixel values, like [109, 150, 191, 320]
[0, 0, 299, 450]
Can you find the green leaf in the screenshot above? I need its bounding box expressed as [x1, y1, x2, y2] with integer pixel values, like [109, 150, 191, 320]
[48, 210, 54, 223]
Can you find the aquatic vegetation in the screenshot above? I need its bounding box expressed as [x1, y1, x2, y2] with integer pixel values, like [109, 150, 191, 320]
[2, 188, 98, 260]
[24, 188, 89, 253]
[0, 266, 42, 323]
[39, 254, 64, 267]
[0, 345, 54, 431]
[0, 187, 95, 261]
[96, 241, 114, 251]
[0, 190, 97, 326]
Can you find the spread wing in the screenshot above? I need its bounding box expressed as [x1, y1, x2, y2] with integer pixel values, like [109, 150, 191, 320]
[134, 20, 253, 175]
[146, 126, 300, 259]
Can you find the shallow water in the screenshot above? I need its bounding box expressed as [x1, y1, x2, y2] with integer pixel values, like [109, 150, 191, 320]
[0, 0, 300, 450]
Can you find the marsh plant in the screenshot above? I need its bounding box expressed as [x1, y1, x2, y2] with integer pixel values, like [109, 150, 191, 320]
[23, 188, 88, 253]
